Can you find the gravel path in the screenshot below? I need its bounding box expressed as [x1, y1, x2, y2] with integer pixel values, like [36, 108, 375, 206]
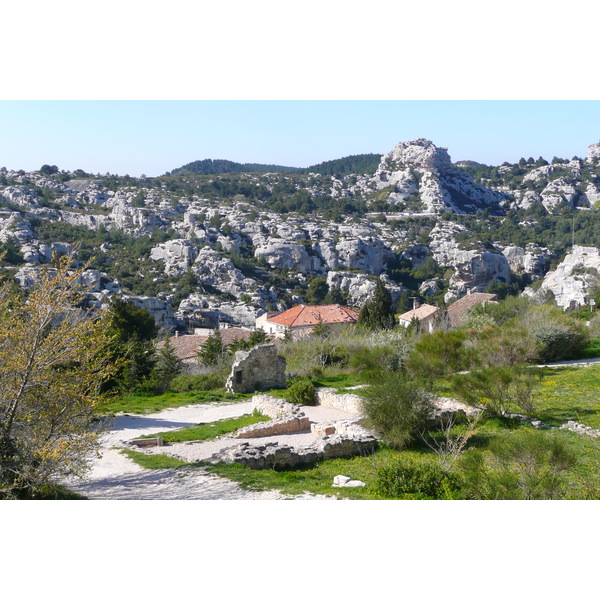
[64, 401, 353, 500]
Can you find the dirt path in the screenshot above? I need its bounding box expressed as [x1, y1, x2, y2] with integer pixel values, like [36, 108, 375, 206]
[64, 401, 346, 500]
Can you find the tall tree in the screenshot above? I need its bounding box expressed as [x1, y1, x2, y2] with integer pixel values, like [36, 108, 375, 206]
[104, 297, 159, 391]
[155, 334, 181, 393]
[0, 257, 118, 498]
[358, 279, 395, 330]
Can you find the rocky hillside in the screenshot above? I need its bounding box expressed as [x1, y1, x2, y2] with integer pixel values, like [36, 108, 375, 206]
[2, 138, 600, 331]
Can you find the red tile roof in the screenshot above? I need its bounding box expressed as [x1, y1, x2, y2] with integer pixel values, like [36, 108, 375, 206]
[156, 328, 256, 360]
[267, 304, 360, 327]
[446, 292, 498, 326]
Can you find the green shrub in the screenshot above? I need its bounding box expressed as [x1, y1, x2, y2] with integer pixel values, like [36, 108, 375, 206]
[374, 457, 461, 499]
[360, 374, 433, 449]
[170, 373, 224, 392]
[458, 429, 577, 500]
[519, 305, 589, 362]
[285, 379, 317, 405]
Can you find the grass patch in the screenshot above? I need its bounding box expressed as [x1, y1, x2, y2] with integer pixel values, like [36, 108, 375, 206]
[533, 365, 600, 428]
[141, 413, 270, 443]
[120, 449, 190, 469]
[574, 337, 600, 359]
[203, 448, 400, 499]
[99, 389, 252, 415]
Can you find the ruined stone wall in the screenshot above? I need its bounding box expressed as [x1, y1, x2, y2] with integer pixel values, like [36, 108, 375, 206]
[226, 344, 286, 393]
[315, 388, 364, 415]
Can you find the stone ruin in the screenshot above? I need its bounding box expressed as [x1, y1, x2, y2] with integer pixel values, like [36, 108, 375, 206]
[225, 344, 286, 394]
[205, 392, 379, 470]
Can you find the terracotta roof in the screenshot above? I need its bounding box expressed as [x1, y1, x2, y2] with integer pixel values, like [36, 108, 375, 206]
[398, 303, 439, 322]
[267, 304, 360, 327]
[446, 292, 498, 326]
[156, 328, 256, 360]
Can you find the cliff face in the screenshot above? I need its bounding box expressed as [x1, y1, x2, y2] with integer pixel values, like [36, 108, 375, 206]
[2, 138, 600, 330]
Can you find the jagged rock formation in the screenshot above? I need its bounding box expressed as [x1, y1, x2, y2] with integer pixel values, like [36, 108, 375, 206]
[361, 138, 508, 214]
[2, 139, 600, 331]
[523, 245, 600, 309]
[429, 222, 511, 299]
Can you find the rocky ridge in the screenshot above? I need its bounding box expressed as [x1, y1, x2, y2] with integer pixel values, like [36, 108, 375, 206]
[2, 138, 600, 328]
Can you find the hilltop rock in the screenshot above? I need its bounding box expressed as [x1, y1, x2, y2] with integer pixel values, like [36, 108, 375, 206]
[502, 244, 554, 278]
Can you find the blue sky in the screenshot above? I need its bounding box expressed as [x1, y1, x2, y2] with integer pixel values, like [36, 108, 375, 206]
[1, 100, 599, 177]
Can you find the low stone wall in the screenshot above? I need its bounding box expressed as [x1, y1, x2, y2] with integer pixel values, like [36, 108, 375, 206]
[232, 415, 311, 439]
[315, 388, 363, 415]
[206, 432, 378, 470]
[561, 420, 600, 438]
[251, 394, 303, 419]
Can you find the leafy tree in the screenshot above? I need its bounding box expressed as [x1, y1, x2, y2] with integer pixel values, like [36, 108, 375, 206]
[305, 277, 329, 304]
[39, 164, 59, 175]
[357, 279, 395, 330]
[406, 329, 472, 386]
[0, 257, 118, 498]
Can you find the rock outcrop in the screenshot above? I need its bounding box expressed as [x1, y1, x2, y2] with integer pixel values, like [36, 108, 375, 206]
[523, 245, 600, 309]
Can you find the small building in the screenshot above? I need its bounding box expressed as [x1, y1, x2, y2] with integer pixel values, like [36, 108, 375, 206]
[446, 292, 498, 327]
[256, 304, 360, 339]
[398, 302, 439, 333]
[156, 327, 256, 372]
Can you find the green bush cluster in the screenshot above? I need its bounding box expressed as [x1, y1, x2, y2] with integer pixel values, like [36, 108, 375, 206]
[374, 457, 461, 499]
[285, 379, 317, 405]
[170, 373, 224, 393]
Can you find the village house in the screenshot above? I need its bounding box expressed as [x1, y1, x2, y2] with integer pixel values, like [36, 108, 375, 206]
[156, 327, 255, 373]
[446, 291, 497, 327]
[397, 301, 439, 333]
[255, 304, 360, 339]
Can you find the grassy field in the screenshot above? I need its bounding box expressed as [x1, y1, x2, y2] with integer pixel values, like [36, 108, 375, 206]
[99, 389, 252, 415]
[139, 413, 270, 443]
[534, 364, 600, 428]
[105, 362, 600, 500]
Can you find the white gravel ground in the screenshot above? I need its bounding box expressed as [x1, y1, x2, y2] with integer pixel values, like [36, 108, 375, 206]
[64, 401, 355, 500]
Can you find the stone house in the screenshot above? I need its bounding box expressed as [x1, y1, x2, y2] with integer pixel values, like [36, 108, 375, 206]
[397, 302, 439, 333]
[156, 327, 256, 373]
[255, 304, 360, 339]
[446, 291, 497, 327]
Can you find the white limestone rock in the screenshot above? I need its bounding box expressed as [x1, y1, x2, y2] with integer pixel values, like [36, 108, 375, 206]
[524, 245, 600, 309]
[254, 238, 318, 274]
[326, 271, 405, 307]
[540, 178, 580, 213]
[192, 246, 258, 298]
[150, 239, 198, 276]
[586, 143, 600, 163]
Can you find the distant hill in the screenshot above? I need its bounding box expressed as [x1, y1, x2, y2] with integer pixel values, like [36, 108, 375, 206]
[301, 153, 382, 176]
[166, 153, 383, 177]
[166, 159, 301, 176]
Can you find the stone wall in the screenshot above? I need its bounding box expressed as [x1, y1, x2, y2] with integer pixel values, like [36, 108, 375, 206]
[315, 388, 364, 415]
[226, 344, 286, 393]
[232, 415, 310, 439]
[206, 433, 378, 470]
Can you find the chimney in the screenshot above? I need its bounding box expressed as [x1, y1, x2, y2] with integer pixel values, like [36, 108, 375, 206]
[411, 297, 420, 310]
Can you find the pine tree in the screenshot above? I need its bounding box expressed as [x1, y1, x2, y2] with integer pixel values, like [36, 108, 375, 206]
[198, 330, 225, 366]
[358, 279, 395, 330]
[155, 334, 181, 392]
